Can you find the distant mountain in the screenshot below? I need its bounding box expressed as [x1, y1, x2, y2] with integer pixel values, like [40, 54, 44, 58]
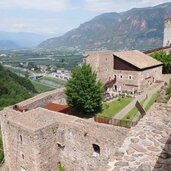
[0, 40, 20, 49]
[0, 32, 58, 48]
[39, 2, 171, 51]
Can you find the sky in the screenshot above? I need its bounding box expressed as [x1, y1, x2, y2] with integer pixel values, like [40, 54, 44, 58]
[0, 0, 171, 35]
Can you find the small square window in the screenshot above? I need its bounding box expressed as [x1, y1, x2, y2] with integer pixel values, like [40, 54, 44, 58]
[119, 74, 123, 79]
[128, 75, 132, 80]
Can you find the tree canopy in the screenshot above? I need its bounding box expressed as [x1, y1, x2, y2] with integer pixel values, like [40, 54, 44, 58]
[0, 64, 36, 109]
[151, 50, 171, 73]
[65, 63, 103, 115]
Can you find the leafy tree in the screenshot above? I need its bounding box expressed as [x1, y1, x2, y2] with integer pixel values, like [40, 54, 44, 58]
[0, 64, 36, 109]
[65, 63, 103, 115]
[151, 50, 171, 74]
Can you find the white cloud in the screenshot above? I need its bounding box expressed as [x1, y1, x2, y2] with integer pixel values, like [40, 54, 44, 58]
[84, 0, 171, 12]
[0, 16, 73, 34]
[0, 0, 70, 11]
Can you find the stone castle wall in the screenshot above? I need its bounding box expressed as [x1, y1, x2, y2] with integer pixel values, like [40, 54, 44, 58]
[113, 70, 140, 92]
[86, 52, 114, 84]
[0, 89, 129, 171]
[1, 109, 128, 171]
[139, 65, 163, 90]
[105, 102, 171, 171]
[86, 52, 163, 93]
[17, 88, 65, 110]
[163, 18, 171, 47]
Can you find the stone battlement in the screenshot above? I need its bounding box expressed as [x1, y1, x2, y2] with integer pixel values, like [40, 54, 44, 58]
[1, 87, 171, 171]
[0, 88, 128, 171]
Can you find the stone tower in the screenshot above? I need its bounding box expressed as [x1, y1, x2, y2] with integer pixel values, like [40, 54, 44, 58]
[163, 17, 171, 47]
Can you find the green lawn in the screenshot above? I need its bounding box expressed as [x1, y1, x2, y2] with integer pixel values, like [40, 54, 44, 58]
[0, 134, 4, 163]
[145, 93, 159, 112]
[122, 93, 159, 122]
[122, 98, 146, 121]
[31, 80, 54, 93]
[99, 97, 132, 119]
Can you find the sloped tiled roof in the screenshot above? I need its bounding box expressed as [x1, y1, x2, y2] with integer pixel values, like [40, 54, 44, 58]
[113, 50, 162, 69]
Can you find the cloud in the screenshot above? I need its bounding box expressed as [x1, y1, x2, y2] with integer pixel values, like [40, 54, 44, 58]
[0, 0, 170, 34]
[84, 0, 171, 12]
[0, 0, 70, 11]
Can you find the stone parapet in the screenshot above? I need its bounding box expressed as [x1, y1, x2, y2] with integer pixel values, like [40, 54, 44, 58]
[105, 103, 171, 171]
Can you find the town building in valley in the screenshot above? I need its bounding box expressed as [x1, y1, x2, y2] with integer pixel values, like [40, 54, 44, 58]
[85, 50, 163, 94]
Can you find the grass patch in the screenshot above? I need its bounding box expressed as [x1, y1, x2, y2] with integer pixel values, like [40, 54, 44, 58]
[122, 98, 146, 121]
[145, 93, 159, 112]
[99, 97, 132, 119]
[31, 80, 54, 93]
[122, 93, 159, 122]
[0, 133, 4, 163]
[6, 67, 31, 76]
[42, 77, 66, 85]
[59, 163, 65, 171]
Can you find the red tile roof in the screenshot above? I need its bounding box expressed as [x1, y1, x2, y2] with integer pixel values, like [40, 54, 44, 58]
[43, 103, 69, 112]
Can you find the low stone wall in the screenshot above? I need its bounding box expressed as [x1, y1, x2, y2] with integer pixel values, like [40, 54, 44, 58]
[17, 88, 65, 110]
[104, 102, 171, 171]
[1, 108, 129, 171]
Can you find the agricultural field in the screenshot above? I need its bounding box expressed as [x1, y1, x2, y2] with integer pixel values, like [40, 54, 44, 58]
[0, 48, 83, 70]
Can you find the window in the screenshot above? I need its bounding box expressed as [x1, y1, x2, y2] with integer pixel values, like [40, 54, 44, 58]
[19, 135, 23, 144]
[22, 154, 24, 159]
[113, 74, 117, 79]
[119, 74, 123, 79]
[128, 75, 132, 80]
[92, 144, 100, 154]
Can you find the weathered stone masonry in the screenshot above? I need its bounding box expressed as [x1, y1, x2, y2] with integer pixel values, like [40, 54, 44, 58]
[0, 89, 128, 171]
[1, 88, 171, 171]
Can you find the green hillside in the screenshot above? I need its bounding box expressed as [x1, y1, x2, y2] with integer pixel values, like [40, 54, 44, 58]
[0, 64, 36, 109]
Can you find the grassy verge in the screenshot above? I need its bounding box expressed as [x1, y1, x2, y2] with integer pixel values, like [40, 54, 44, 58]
[0, 133, 4, 163]
[145, 93, 159, 112]
[122, 98, 146, 121]
[122, 93, 159, 122]
[59, 163, 65, 171]
[99, 97, 132, 119]
[31, 80, 54, 93]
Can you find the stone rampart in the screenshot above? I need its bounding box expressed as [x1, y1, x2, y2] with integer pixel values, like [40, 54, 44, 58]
[17, 88, 65, 110]
[1, 108, 128, 171]
[104, 102, 171, 171]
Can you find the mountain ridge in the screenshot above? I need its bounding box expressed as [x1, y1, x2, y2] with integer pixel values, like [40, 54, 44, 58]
[39, 2, 171, 51]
